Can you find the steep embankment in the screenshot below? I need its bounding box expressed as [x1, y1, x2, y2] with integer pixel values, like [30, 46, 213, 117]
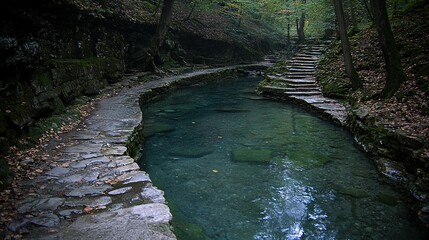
[0, 0, 286, 152]
[316, 2, 429, 224]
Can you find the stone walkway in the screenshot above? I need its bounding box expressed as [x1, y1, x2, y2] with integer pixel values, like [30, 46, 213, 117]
[8, 64, 270, 240]
[260, 43, 348, 126]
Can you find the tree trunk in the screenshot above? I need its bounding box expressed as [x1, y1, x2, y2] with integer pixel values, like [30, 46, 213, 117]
[145, 0, 176, 71]
[297, 13, 305, 43]
[371, 0, 407, 98]
[362, 0, 375, 22]
[287, 23, 291, 44]
[333, 0, 362, 89]
[348, 0, 359, 34]
[184, 0, 197, 21]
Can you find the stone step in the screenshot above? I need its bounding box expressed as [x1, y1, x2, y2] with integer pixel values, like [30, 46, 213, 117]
[267, 75, 316, 83]
[283, 87, 321, 92]
[290, 95, 337, 104]
[313, 102, 346, 111]
[287, 83, 319, 88]
[262, 86, 290, 94]
[291, 57, 318, 63]
[287, 65, 316, 70]
[305, 51, 323, 56]
[295, 53, 319, 58]
[287, 67, 316, 73]
[284, 74, 315, 79]
[284, 91, 322, 96]
[288, 61, 316, 67]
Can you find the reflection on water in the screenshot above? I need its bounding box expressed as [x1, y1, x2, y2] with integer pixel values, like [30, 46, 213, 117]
[141, 76, 426, 239]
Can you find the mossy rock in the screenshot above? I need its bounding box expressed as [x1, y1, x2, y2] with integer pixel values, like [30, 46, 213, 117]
[231, 148, 272, 163]
[288, 150, 332, 169]
[144, 123, 175, 138]
[169, 148, 214, 158]
[333, 185, 369, 198]
[376, 193, 399, 206]
[173, 220, 205, 240]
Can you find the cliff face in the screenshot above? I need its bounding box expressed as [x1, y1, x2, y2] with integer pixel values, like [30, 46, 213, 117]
[0, 0, 280, 147]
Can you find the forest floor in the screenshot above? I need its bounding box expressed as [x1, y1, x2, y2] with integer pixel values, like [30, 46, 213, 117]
[316, 3, 429, 158]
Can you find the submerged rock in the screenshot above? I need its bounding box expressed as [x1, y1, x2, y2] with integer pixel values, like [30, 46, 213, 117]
[231, 148, 272, 163]
[144, 123, 175, 138]
[169, 148, 214, 158]
[334, 186, 369, 199]
[376, 193, 399, 206]
[215, 108, 250, 113]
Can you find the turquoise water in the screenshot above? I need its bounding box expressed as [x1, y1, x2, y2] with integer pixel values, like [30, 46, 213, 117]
[141, 76, 425, 239]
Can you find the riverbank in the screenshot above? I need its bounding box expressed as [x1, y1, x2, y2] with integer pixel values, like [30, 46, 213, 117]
[0, 63, 271, 239]
[259, 37, 429, 227]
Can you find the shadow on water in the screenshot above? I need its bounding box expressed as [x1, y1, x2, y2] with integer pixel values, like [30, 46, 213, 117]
[140, 76, 428, 240]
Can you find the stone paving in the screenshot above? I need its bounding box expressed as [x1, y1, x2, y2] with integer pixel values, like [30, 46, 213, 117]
[8, 64, 270, 240]
[260, 43, 348, 126]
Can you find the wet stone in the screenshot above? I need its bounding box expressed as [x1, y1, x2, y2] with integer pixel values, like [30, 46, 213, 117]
[115, 163, 140, 175]
[83, 171, 100, 182]
[30, 213, 60, 228]
[81, 153, 102, 159]
[55, 204, 175, 240]
[118, 171, 151, 184]
[109, 203, 125, 211]
[64, 196, 112, 208]
[58, 174, 84, 184]
[18, 197, 65, 213]
[66, 185, 113, 197]
[141, 186, 165, 204]
[58, 209, 83, 218]
[46, 167, 70, 177]
[108, 187, 133, 196]
[70, 160, 91, 169]
[102, 146, 127, 156]
[108, 156, 135, 168]
[87, 156, 110, 166]
[72, 131, 99, 140]
[64, 143, 103, 154]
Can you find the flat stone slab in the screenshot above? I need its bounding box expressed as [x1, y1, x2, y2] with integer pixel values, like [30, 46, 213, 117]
[18, 197, 65, 213]
[64, 143, 103, 154]
[64, 196, 112, 208]
[141, 186, 166, 204]
[108, 187, 133, 196]
[66, 185, 113, 197]
[117, 171, 151, 184]
[54, 204, 175, 240]
[45, 167, 70, 177]
[102, 146, 128, 156]
[30, 213, 60, 228]
[58, 174, 84, 183]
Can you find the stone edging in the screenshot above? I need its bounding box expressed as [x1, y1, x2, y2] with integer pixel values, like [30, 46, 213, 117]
[10, 63, 270, 239]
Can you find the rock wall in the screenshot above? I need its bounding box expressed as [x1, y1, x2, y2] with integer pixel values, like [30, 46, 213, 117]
[0, 0, 268, 148]
[348, 107, 429, 223]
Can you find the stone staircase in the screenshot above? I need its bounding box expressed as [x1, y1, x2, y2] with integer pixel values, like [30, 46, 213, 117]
[260, 43, 348, 126]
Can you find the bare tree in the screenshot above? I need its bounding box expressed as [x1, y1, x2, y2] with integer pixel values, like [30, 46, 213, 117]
[371, 0, 407, 98]
[333, 0, 362, 89]
[145, 0, 176, 71]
